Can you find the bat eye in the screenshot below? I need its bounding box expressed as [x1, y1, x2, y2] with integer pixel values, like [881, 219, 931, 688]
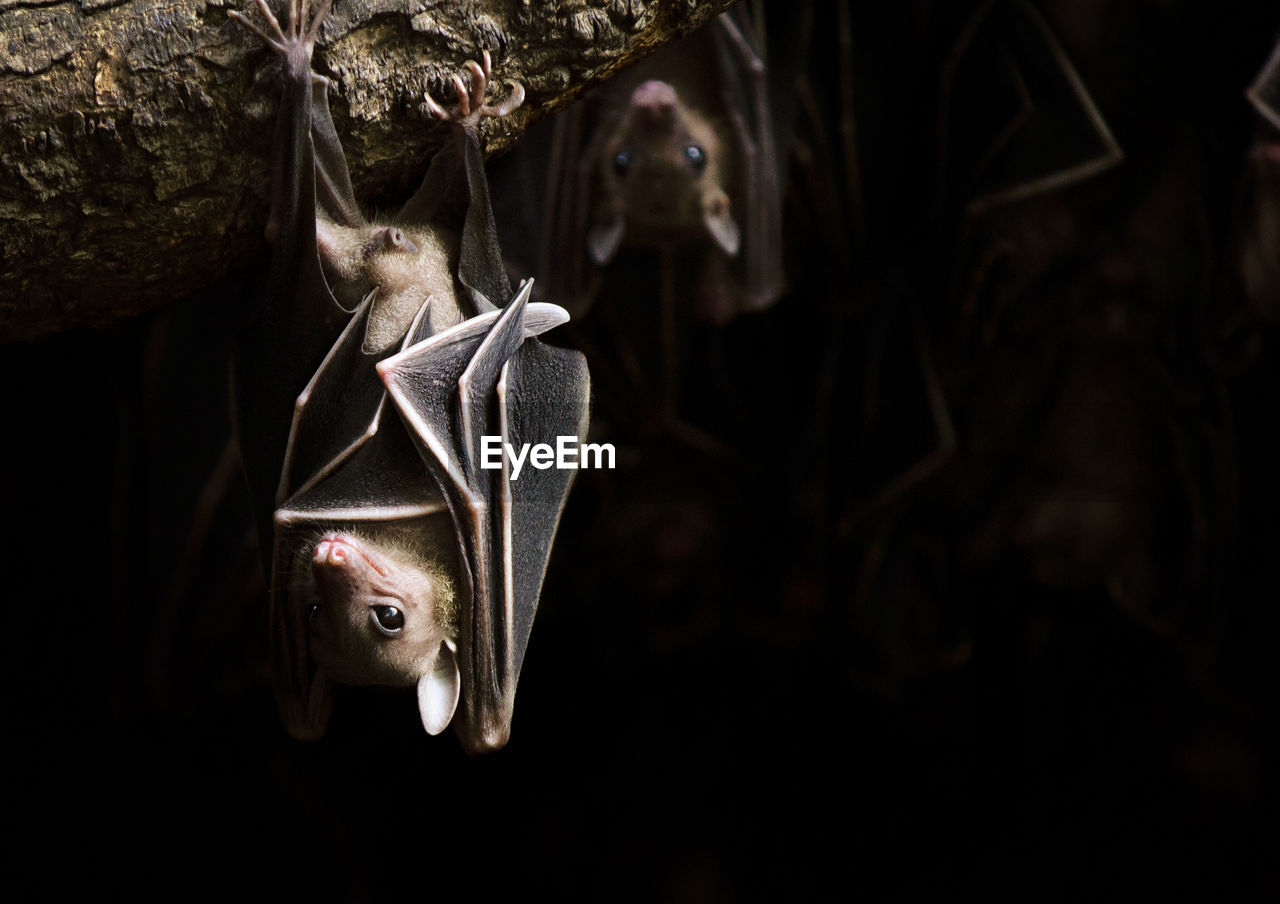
[684, 145, 706, 172]
[307, 604, 321, 630]
[371, 605, 405, 636]
[613, 150, 633, 176]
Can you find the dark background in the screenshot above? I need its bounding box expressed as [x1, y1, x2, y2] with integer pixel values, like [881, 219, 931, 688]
[5, 1, 1277, 899]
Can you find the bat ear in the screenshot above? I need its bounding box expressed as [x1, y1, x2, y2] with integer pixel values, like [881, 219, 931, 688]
[701, 188, 740, 256]
[587, 216, 625, 266]
[417, 639, 461, 736]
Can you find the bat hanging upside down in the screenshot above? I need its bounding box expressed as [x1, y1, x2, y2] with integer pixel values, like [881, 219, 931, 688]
[229, 0, 590, 753]
[503, 6, 785, 326]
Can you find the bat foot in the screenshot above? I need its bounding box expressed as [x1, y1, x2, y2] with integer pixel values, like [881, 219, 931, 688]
[424, 50, 525, 128]
[229, 0, 332, 74]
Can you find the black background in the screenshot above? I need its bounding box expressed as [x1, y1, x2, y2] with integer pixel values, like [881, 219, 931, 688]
[6, 1, 1278, 899]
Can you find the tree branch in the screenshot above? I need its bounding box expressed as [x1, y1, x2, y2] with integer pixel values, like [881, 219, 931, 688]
[0, 0, 737, 342]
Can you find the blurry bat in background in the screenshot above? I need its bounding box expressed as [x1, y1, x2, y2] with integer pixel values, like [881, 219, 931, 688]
[1247, 37, 1280, 134]
[939, 0, 1128, 350]
[502, 4, 786, 326]
[229, 0, 589, 753]
[1239, 37, 1280, 326]
[939, 0, 1123, 219]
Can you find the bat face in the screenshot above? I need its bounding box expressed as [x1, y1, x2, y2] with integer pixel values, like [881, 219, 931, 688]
[298, 525, 463, 735]
[589, 80, 738, 264]
[306, 530, 457, 683]
[492, 7, 784, 323]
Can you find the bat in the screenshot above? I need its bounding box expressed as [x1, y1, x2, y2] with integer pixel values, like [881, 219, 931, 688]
[228, 0, 590, 753]
[1239, 36, 1280, 326]
[797, 0, 1125, 532]
[1246, 35, 1280, 134]
[487, 4, 791, 444]
[934, 0, 1135, 357]
[938, 0, 1123, 218]
[498, 4, 786, 327]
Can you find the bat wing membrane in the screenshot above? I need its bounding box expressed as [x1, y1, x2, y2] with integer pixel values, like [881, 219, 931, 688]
[496, 340, 591, 678]
[268, 292, 449, 737]
[378, 284, 585, 751]
[310, 83, 364, 229]
[398, 125, 512, 319]
[940, 0, 1123, 215]
[713, 7, 786, 313]
[237, 45, 367, 552]
[1248, 39, 1280, 132]
[268, 526, 331, 740]
[276, 293, 383, 505]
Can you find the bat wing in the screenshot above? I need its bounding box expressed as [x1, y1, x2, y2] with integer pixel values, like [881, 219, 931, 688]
[268, 410, 456, 740]
[235, 46, 367, 553]
[486, 113, 583, 310]
[1248, 38, 1280, 132]
[274, 292, 383, 507]
[494, 338, 592, 677]
[309, 84, 363, 230]
[939, 0, 1123, 216]
[398, 123, 512, 318]
[712, 6, 787, 313]
[455, 121, 515, 315]
[379, 282, 590, 752]
[266, 294, 449, 739]
[276, 294, 445, 524]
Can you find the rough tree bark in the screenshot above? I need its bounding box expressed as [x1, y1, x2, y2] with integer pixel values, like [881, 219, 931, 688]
[0, 0, 737, 342]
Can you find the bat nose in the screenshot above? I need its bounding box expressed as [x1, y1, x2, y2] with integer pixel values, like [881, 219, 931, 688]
[632, 80, 677, 110]
[313, 537, 349, 567]
[631, 80, 677, 131]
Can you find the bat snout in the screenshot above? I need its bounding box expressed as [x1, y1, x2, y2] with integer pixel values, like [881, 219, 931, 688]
[312, 534, 364, 594]
[632, 80, 677, 110]
[314, 535, 351, 568]
[630, 80, 678, 131]
[310, 533, 389, 602]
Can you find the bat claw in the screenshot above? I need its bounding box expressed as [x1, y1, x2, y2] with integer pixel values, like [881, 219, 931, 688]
[480, 81, 525, 119]
[422, 91, 449, 121]
[452, 74, 471, 117]
[464, 61, 487, 109]
[424, 53, 524, 126]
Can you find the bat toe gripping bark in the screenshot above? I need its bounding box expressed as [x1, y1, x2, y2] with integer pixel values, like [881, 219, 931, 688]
[230, 0, 590, 753]
[422, 50, 526, 127]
